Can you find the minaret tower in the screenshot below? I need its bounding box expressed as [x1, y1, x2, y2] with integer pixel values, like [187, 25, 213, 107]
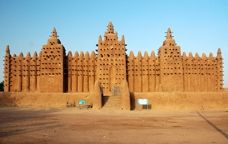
[96, 22, 127, 96]
[39, 28, 66, 92]
[158, 28, 183, 91]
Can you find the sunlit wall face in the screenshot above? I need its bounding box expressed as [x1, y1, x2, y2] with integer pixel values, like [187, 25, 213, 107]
[0, 0, 227, 87]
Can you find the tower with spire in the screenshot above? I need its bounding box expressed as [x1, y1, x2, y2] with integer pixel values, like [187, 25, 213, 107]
[158, 28, 183, 91]
[96, 22, 127, 95]
[39, 27, 66, 92]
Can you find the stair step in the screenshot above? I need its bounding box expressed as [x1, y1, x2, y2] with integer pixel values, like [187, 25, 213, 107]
[102, 96, 121, 109]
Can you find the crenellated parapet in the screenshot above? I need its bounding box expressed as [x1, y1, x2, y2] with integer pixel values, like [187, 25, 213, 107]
[182, 50, 222, 91]
[89, 51, 96, 91]
[126, 50, 159, 92]
[4, 45, 10, 92]
[67, 51, 73, 92]
[66, 50, 97, 93]
[30, 52, 38, 91]
[4, 46, 41, 92]
[127, 51, 134, 92]
[17, 53, 23, 92]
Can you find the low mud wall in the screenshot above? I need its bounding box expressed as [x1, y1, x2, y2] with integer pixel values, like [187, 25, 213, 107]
[0, 92, 90, 108]
[133, 92, 228, 111]
[0, 92, 228, 111]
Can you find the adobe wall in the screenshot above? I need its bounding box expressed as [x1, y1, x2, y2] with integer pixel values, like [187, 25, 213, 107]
[39, 28, 66, 92]
[126, 28, 223, 92]
[0, 92, 90, 108]
[96, 22, 127, 95]
[127, 51, 159, 92]
[1, 92, 227, 111]
[4, 23, 224, 94]
[133, 92, 228, 111]
[126, 50, 223, 92]
[5, 51, 41, 93]
[67, 51, 96, 93]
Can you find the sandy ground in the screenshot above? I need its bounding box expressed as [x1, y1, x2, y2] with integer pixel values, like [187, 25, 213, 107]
[0, 108, 228, 144]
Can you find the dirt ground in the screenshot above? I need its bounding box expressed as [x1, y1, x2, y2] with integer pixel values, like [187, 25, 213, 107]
[0, 108, 228, 144]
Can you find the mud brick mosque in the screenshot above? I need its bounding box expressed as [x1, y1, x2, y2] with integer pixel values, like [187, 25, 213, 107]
[4, 22, 223, 95]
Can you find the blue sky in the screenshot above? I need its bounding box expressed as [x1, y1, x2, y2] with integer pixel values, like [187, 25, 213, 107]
[0, 0, 227, 87]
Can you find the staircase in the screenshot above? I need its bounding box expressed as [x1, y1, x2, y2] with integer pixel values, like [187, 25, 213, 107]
[102, 96, 121, 109]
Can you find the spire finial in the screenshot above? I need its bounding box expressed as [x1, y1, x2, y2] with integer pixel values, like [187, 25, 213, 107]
[33, 51, 37, 57]
[5, 45, 10, 54]
[98, 35, 102, 42]
[129, 51, 134, 59]
[74, 51, 79, 57]
[91, 51, 96, 58]
[144, 51, 149, 58]
[166, 27, 173, 39]
[121, 35, 125, 43]
[151, 50, 155, 59]
[26, 52, 31, 58]
[50, 27, 58, 38]
[68, 51, 72, 57]
[137, 51, 142, 58]
[19, 52, 23, 58]
[217, 48, 221, 54]
[106, 21, 114, 34]
[217, 48, 222, 58]
[162, 27, 176, 46]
